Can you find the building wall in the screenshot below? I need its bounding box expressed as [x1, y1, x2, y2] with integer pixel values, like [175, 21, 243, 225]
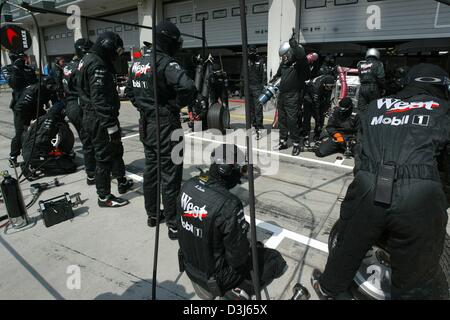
[163, 0, 270, 48]
[86, 11, 140, 52]
[299, 0, 450, 43]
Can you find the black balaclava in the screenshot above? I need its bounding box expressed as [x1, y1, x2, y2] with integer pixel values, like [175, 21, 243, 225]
[209, 164, 242, 190]
[209, 144, 246, 190]
[338, 97, 353, 119]
[155, 21, 182, 57]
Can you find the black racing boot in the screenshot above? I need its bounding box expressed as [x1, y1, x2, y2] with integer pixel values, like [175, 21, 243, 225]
[9, 156, 19, 168]
[98, 194, 129, 208]
[223, 288, 251, 300]
[273, 141, 288, 151]
[168, 227, 178, 240]
[311, 269, 334, 300]
[148, 211, 166, 228]
[303, 136, 311, 149]
[255, 129, 262, 141]
[292, 143, 303, 156]
[86, 175, 96, 186]
[118, 177, 134, 194]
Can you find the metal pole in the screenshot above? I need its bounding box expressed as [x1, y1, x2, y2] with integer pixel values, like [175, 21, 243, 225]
[202, 18, 206, 59]
[151, 0, 162, 301]
[239, 0, 261, 300]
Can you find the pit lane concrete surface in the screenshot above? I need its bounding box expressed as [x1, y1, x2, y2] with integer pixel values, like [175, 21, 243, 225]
[0, 92, 447, 300]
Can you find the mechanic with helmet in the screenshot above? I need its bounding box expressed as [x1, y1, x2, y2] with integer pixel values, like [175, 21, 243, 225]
[319, 55, 336, 77]
[10, 76, 58, 164]
[209, 63, 229, 109]
[177, 144, 287, 299]
[242, 45, 266, 139]
[63, 38, 96, 186]
[357, 48, 385, 111]
[312, 63, 450, 300]
[314, 97, 359, 158]
[125, 21, 197, 238]
[271, 33, 310, 156]
[5, 51, 38, 167]
[302, 74, 336, 146]
[76, 32, 133, 208]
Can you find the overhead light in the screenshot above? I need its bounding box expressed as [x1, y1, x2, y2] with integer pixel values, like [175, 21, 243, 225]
[439, 51, 449, 55]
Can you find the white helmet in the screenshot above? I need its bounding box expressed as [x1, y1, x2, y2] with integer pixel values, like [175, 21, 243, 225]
[366, 48, 380, 60]
[278, 42, 291, 57]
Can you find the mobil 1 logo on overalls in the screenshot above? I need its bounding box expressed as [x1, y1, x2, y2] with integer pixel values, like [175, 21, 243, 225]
[412, 115, 430, 126]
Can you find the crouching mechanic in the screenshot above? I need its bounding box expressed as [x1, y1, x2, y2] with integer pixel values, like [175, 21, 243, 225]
[126, 21, 197, 238]
[10, 76, 58, 165]
[315, 97, 359, 158]
[177, 144, 287, 299]
[76, 32, 133, 208]
[312, 63, 450, 300]
[21, 102, 77, 179]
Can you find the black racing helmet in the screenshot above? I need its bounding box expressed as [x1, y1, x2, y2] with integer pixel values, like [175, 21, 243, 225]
[210, 144, 247, 190]
[42, 76, 57, 91]
[404, 63, 450, 100]
[92, 31, 124, 61]
[155, 21, 183, 56]
[338, 97, 353, 117]
[74, 38, 94, 58]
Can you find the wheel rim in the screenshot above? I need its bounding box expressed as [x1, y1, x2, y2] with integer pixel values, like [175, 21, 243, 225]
[353, 246, 392, 300]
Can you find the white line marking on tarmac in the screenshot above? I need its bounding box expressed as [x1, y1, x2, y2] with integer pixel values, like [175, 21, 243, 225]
[185, 132, 353, 171]
[334, 158, 345, 166]
[122, 133, 140, 140]
[247, 216, 328, 253]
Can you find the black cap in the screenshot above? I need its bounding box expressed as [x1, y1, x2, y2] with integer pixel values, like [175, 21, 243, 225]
[405, 63, 449, 87]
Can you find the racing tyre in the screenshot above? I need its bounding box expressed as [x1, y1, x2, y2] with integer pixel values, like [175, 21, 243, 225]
[207, 103, 230, 134]
[328, 221, 450, 300]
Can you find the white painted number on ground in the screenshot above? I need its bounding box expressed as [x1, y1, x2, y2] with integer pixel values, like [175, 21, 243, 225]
[66, 265, 81, 290]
